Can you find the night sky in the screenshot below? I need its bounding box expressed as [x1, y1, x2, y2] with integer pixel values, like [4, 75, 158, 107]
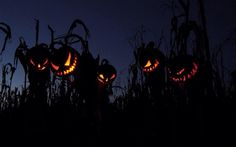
[0, 0, 236, 89]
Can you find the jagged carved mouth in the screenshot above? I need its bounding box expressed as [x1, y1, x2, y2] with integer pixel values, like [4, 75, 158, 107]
[143, 59, 159, 72]
[51, 52, 78, 76]
[170, 62, 198, 82]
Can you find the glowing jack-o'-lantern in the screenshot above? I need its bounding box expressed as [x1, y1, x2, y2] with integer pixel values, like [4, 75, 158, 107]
[28, 44, 49, 71]
[50, 46, 79, 76]
[139, 42, 165, 73]
[168, 55, 199, 82]
[97, 60, 117, 85]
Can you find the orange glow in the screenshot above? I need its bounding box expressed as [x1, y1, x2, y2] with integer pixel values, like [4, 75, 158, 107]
[30, 58, 48, 71]
[64, 52, 71, 66]
[143, 59, 159, 72]
[51, 63, 59, 71]
[144, 60, 152, 68]
[98, 74, 105, 84]
[52, 53, 78, 76]
[59, 64, 76, 76]
[99, 74, 104, 79]
[62, 55, 77, 75]
[38, 65, 46, 70]
[97, 73, 117, 85]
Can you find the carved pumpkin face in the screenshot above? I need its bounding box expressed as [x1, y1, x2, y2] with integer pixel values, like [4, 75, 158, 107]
[139, 42, 164, 73]
[50, 46, 79, 76]
[168, 55, 199, 82]
[28, 44, 49, 71]
[142, 59, 160, 72]
[97, 61, 117, 85]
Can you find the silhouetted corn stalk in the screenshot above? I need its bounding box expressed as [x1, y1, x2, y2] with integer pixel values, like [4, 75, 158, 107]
[0, 63, 16, 110]
[40, 20, 88, 107]
[0, 22, 12, 110]
[197, 0, 215, 96]
[211, 45, 226, 97]
[166, 0, 220, 100]
[4, 63, 15, 95]
[68, 19, 90, 40]
[0, 22, 11, 55]
[127, 26, 146, 102]
[14, 38, 28, 96]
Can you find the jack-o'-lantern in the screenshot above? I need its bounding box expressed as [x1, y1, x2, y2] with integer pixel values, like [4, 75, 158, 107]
[168, 55, 199, 82]
[50, 46, 79, 76]
[139, 42, 165, 73]
[28, 44, 49, 71]
[97, 60, 117, 85]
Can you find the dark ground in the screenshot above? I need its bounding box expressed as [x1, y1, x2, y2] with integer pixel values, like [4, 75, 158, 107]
[0, 95, 235, 147]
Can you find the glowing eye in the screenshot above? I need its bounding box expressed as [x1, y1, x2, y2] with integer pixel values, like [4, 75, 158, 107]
[43, 59, 48, 65]
[64, 52, 71, 66]
[111, 74, 116, 80]
[51, 63, 59, 71]
[144, 60, 152, 68]
[30, 59, 35, 66]
[153, 60, 159, 67]
[99, 74, 105, 79]
[177, 68, 186, 75]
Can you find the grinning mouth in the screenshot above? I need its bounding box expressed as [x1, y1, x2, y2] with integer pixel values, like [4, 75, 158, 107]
[170, 62, 198, 82]
[143, 59, 159, 72]
[56, 54, 78, 76]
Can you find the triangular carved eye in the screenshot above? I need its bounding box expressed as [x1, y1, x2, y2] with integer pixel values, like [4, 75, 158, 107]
[144, 60, 152, 68]
[43, 59, 48, 65]
[51, 63, 59, 71]
[143, 59, 159, 72]
[30, 59, 36, 66]
[111, 74, 116, 80]
[64, 52, 71, 66]
[99, 74, 105, 79]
